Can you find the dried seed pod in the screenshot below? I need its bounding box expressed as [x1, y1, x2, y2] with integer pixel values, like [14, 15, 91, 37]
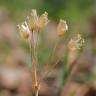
[57, 19, 68, 37]
[38, 12, 49, 29]
[68, 34, 84, 51]
[17, 21, 30, 39]
[27, 9, 39, 30]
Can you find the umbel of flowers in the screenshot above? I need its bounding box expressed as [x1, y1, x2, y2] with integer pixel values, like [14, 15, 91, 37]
[17, 9, 49, 39]
[17, 9, 84, 96]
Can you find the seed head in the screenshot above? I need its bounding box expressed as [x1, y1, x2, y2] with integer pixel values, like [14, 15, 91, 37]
[68, 34, 84, 51]
[17, 21, 30, 39]
[57, 19, 68, 37]
[26, 9, 49, 30]
[38, 12, 49, 29]
[26, 9, 39, 30]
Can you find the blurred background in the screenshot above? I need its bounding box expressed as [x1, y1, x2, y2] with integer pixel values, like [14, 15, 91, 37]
[0, 0, 96, 96]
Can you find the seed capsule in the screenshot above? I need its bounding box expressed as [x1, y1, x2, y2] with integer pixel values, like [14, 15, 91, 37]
[17, 21, 30, 39]
[68, 34, 84, 51]
[57, 19, 68, 37]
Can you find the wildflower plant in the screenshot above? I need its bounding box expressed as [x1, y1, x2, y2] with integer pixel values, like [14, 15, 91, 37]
[17, 9, 84, 96]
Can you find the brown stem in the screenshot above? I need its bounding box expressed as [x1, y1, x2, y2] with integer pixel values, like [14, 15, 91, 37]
[29, 30, 38, 96]
[33, 31, 38, 96]
[41, 57, 62, 79]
